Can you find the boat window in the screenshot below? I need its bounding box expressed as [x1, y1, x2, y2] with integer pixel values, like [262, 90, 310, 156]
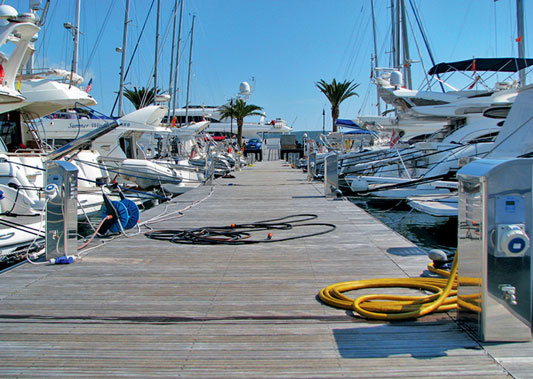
[467, 91, 494, 99]
[409, 98, 450, 106]
[468, 132, 500, 144]
[0, 137, 7, 152]
[0, 111, 22, 152]
[407, 133, 433, 143]
[119, 136, 135, 159]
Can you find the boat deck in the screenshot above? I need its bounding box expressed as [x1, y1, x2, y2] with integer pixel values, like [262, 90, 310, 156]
[0, 160, 532, 378]
[407, 193, 458, 217]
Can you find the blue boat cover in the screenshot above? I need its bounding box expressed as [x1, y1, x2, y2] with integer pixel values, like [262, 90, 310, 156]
[335, 119, 375, 134]
[335, 119, 361, 128]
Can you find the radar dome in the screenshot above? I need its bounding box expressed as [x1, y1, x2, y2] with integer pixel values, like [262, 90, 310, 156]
[0, 5, 18, 19]
[390, 71, 403, 87]
[239, 81, 250, 96]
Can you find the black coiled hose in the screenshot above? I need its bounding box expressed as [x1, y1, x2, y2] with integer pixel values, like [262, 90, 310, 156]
[144, 214, 336, 245]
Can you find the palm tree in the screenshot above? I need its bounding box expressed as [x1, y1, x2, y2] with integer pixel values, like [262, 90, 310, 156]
[123, 86, 160, 110]
[218, 98, 263, 148]
[316, 79, 359, 132]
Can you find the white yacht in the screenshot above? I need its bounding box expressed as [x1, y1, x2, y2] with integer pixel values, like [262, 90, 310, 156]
[37, 106, 206, 194]
[0, 5, 112, 255]
[0, 5, 40, 113]
[341, 58, 528, 194]
[167, 105, 292, 139]
[407, 84, 533, 216]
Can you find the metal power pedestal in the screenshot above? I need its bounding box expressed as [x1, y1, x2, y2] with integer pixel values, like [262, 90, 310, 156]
[45, 161, 79, 261]
[457, 158, 532, 342]
[324, 153, 340, 199]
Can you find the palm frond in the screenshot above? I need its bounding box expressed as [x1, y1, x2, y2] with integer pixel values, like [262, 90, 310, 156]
[123, 86, 161, 109]
[315, 78, 359, 132]
[217, 98, 264, 147]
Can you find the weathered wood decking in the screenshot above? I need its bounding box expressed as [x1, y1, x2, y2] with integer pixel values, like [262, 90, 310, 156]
[0, 160, 532, 378]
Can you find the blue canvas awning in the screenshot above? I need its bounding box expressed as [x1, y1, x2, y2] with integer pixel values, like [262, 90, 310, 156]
[335, 119, 376, 135]
[335, 119, 361, 128]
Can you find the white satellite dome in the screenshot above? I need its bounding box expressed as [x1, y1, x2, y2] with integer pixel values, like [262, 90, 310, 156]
[390, 70, 403, 87]
[239, 81, 250, 96]
[0, 5, 18, 19]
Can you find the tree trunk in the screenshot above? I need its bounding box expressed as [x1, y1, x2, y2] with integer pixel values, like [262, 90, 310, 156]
[331, 106, 339, 132]
[237, 118, 244, 148]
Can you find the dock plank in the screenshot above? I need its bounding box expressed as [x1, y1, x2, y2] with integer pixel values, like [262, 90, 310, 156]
[0, 160, 528, 377]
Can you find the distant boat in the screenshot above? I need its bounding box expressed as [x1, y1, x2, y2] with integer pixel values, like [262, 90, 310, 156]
[166, 105, 292, 139]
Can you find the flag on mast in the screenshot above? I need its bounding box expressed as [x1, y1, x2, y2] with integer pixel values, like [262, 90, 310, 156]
[85, 78, 93, 93]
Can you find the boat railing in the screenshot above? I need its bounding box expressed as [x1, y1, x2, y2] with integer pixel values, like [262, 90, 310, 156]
[21, 68, 84, 86]
[10, 149, 45, 156]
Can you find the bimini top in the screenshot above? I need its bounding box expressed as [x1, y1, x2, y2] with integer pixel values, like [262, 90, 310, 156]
[335, 119, 376, 135]
[428, 58, 533, 75]
[335, 119, 362, 129]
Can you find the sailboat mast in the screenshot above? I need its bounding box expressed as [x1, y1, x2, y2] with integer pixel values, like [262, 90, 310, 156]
[517, 0, 526, 86]
[66, 0, 81, 87]
[390, 0, 397, 68]
[117, 0, 130, 117]
[400, 0, 412, 89]
[370, 0, 381, 115]
[154, 0, 161, 97]
[394, 0, 401, 69]
[73, 0, 80, 74]
[184, 15, 195, 125]
[173, 0, 184, 119]
[167, 0, 179, 123]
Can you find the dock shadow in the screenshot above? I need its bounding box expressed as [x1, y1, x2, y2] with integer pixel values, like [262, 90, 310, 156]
[292, 195, 324, 199]
[387, 247, 427, 256]
[333, 317, 480, 359]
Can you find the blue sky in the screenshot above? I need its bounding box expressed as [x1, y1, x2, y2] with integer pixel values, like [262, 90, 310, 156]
[8, 0, 532, 131]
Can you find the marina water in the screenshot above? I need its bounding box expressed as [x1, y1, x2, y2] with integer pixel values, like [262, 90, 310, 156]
[348, 197, 457, 254]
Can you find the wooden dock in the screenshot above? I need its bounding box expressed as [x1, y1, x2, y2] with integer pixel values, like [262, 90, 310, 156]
[1, 160, 532, 377]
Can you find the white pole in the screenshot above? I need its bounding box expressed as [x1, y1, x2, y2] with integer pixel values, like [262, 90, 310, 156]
[517, 0, 526, 86]
[118, 0, 130, 117]
[184, 15, 195, 125]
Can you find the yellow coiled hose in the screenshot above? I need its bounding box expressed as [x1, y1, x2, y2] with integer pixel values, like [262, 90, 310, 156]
[319, 253, 481, 320]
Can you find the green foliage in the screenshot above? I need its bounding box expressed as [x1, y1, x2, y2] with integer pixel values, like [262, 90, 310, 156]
[123, 86, 160, 110]
[218, 98, 263, 147]
[316, 79, 359, 132]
